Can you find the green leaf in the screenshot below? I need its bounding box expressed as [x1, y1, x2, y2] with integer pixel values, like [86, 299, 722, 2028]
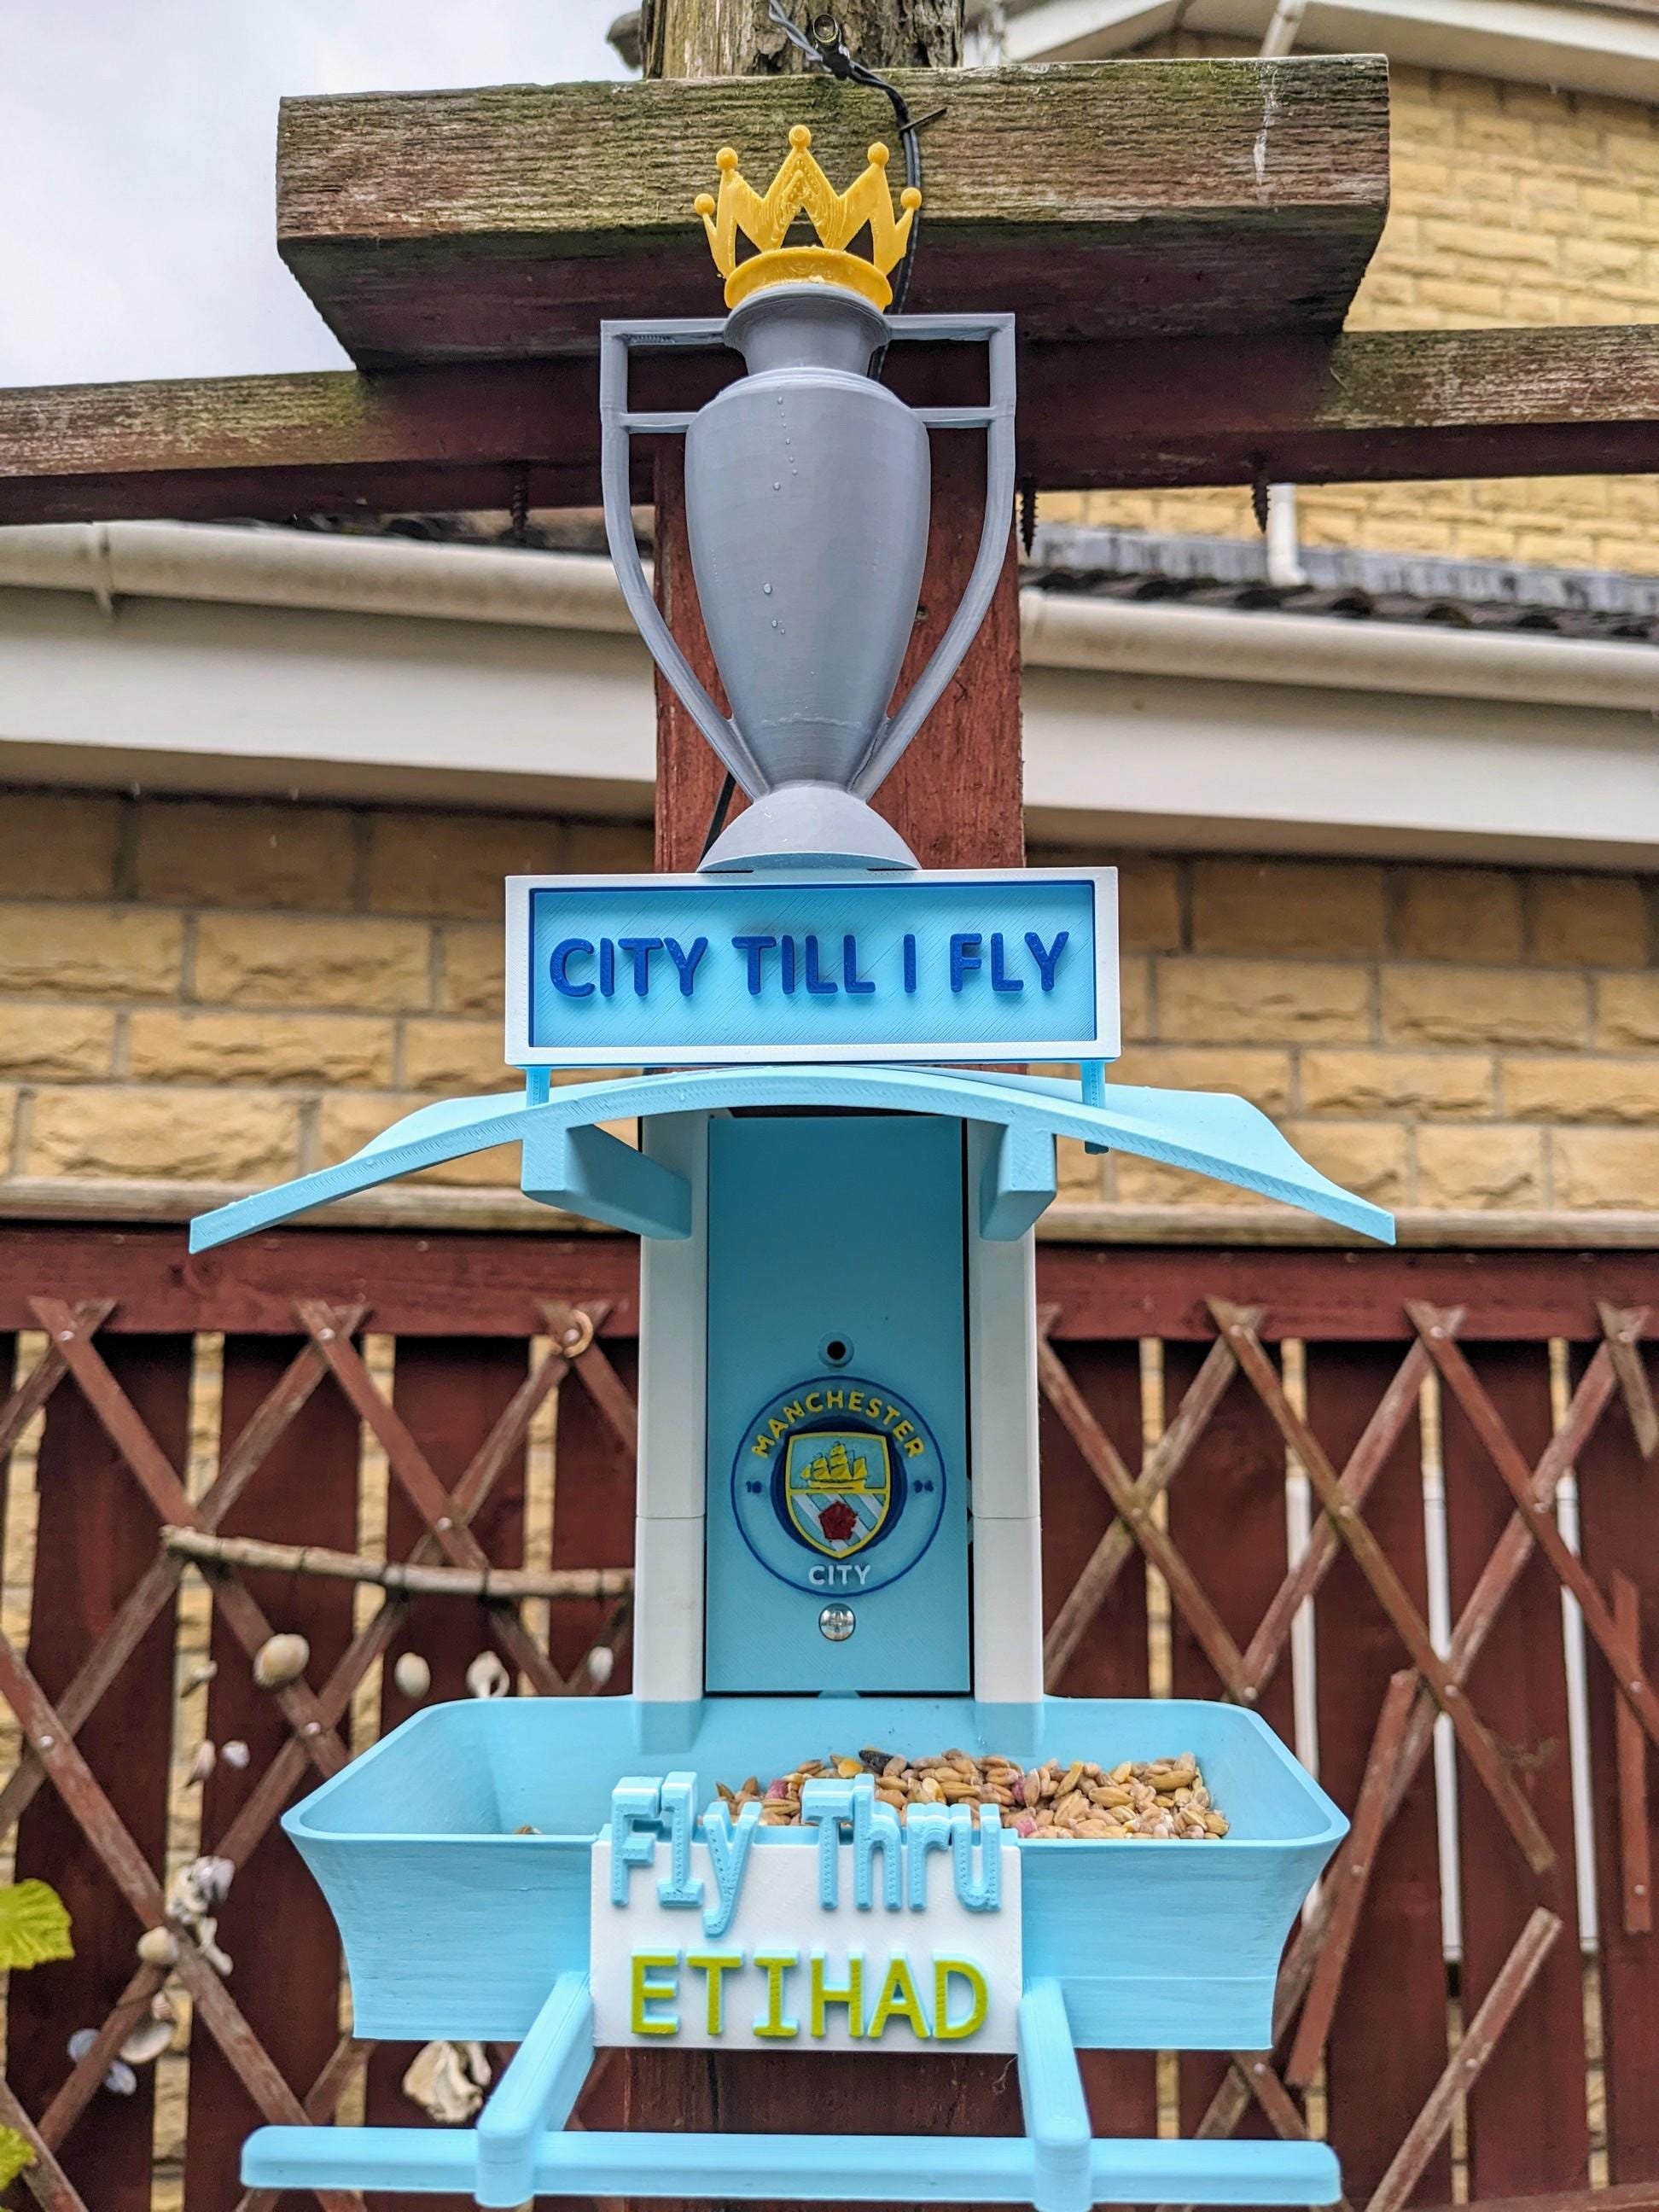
[0, 2125, 35, 2188]
[0, 1880, 73, 1970]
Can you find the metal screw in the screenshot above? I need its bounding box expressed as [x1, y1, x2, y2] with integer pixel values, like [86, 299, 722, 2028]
[818, 1604, 856, 1644]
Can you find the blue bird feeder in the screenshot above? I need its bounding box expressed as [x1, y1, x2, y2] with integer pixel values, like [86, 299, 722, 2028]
[193, 121, 1387, 2212]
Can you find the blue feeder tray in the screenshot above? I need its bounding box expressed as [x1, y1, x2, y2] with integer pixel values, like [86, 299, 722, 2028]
[242, 1693, 1347, 2209]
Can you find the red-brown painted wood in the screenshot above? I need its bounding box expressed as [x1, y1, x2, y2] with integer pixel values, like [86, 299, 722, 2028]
[1037, 1338, 1158, 2138]
[1039, 1341, 1151, 1703]
[1441, 1344, 1588, 2198]
[655, 434, 1022, 874]
[10, 326, 1659, 529]
[0, 1232, 1651, 2205]
[0, 1226, 643, 1339]
[7, 1337, 188, 2211]
[360, 1334, 531, 2210]
[1575, 1333, 1659, 2183]
[4, 1230, 1656, 1346]
[1307, 1342, 1449, 2205]
[1034, 1248, 1659, 1347]
[1161, 1338, 1293, 2137]
[183, 1334, 364, 2212]
[544, 1336, 638, 1695]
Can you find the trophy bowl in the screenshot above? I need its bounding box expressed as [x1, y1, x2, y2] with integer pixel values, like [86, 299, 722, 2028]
[599, 128, 1016, 874]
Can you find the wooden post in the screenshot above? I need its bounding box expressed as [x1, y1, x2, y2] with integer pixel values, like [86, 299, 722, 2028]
[633, 0, 1027, 2183]
[640, 0, 963, 79]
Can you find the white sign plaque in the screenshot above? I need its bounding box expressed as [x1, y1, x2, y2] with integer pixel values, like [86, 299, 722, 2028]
[591, 1831, 1022, 2055]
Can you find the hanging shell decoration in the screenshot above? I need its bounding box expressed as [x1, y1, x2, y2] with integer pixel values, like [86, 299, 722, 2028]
[119, 1994, 178, 2069]
[253, 1633, 310, 1690]
[67, 2029, 137, 2097]
[180, 1657, 218, 1696]
[585, 1645, 615, 1688]
[136, 1926, 178, 1970]
[393, 1652, 432, 1702]
[221, 1739, 250, 1769]
[401, 2040, 491, 2125]
[165, 1855, 235, 1976]
[185, 1742, 217, 1786]
[464, 1651, 509, 1701]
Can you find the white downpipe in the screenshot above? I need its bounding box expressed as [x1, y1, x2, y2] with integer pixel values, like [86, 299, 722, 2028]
[1257, 0, 1310, 592]
[1553, 1463, 1601, 1951]
[1265, 486, 1309, 591]
[3, 523, 1653, 717]
[1419, 1406, 1465, 1964]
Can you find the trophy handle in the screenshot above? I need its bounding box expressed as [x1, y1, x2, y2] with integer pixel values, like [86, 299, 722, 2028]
[849, 313, 1017, 804]
[598, 323, 771, 799]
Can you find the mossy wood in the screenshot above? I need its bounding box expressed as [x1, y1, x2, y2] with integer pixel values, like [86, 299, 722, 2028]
[275, 58, 1391, 363]
[6, 325, 1659, 527]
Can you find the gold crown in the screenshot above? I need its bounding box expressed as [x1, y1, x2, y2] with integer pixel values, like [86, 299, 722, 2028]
[695, 125, 921, 311]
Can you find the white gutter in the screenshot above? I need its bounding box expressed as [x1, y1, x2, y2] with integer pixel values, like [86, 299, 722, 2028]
[0, 521, 639, 637]
[999, 0, 1659, 100]
[1019, 591, 1659, 714]
[2, 521, 1654, 715]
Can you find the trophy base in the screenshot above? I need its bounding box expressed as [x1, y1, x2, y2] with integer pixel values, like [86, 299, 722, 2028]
[700, 784, 919, 874]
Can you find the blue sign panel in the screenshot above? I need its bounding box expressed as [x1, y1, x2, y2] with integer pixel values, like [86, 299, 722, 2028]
[504, 868, 1117, 1067]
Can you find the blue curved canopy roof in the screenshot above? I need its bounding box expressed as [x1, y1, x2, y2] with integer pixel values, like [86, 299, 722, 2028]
[189, 1065, 1394, 1251]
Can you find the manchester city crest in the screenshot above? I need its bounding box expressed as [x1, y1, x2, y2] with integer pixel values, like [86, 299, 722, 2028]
[731, 1375, 946, 1595]
[784, 1430, 891, 1557]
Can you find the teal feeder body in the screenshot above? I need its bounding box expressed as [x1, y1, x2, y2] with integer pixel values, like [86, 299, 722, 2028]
[187, 289, 1388, 2209]
[283, 1694, 1344, 2053]
[197, 1062, 1372, 2209]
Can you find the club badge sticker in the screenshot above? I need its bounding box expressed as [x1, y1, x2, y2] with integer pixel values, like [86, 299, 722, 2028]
[732, 1376, 946, 1594]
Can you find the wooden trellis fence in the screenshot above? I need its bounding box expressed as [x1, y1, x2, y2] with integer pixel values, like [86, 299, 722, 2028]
[0, 1224, 1653, 2212]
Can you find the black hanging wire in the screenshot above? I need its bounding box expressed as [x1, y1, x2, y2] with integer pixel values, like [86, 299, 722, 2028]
[696, 4, 932, 860]
[698, 769, 737, 862]
[764, 3, 929, 343]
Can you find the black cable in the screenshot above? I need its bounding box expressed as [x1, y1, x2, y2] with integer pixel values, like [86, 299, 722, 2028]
[698, 770, 737, 862]
[765, 3, 926, 366]
[806, 14, 923, 329]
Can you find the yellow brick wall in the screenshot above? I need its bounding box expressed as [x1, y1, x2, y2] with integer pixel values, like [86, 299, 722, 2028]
[1033, 850, 1658, 1215]
[1, 789, 1653, 1220]
[1054, 41, 1659, 570]
[0, 789, 649, 1196]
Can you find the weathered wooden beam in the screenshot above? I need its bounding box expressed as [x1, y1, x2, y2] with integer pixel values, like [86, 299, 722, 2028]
[0, 364, 596, 528]
[275, 58, 1390, 364]
[1059, 324, 1659, 489]
[3, 325, 1656, 527]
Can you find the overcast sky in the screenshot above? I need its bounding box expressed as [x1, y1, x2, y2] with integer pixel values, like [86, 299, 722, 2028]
[0, 0, 628, 387]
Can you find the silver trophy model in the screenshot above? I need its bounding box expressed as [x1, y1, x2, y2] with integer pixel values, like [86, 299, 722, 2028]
[601, 125, 1014, 873]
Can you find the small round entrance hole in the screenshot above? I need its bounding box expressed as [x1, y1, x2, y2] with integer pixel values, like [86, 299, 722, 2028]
[820, 1335, 853, 1368]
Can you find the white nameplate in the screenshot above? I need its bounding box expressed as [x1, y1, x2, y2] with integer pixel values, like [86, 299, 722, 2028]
[591, 1781, 1021, 2053]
